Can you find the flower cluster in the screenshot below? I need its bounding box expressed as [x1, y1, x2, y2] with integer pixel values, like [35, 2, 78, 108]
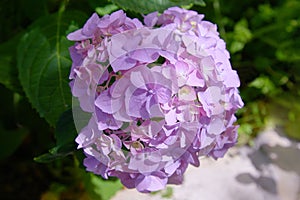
[68, 7, 243, 193]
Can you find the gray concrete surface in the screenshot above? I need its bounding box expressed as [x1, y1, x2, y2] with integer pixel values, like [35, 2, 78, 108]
[111, 126, 300, 200]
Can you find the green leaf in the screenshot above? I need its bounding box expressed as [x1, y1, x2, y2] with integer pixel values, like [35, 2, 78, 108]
[249, 76, 277, 95]
[17, 10, 87, 126]
[83, 173, 123, 200]
[34, 109, 78, 163]
[0, 34, 23, 92]
[111, 0, 205, 14]
[229, 19, 252, 53]
[0, 125, 28, 160]
[96, 4, 119, 16]
[269, 96, 300, 141]
[161, 187, 174, 198]
[194, 0, 206, 6]
[55, 109, 77, 148]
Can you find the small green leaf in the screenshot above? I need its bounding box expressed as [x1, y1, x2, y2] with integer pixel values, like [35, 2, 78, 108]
[83, 173, 123, 200]
[229, 19, 252, 53]
[34, 143, 75, 163]
[194, 0, 206, 6]
[249, 76, 276, 95]
[161, 187, 174, 198]
[96, 4, 119, 16]
[17, 11, 87, 126]
[111, 0, 205, 14]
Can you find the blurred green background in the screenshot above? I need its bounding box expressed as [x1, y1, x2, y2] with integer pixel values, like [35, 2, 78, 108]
[0, 0, 299, 199]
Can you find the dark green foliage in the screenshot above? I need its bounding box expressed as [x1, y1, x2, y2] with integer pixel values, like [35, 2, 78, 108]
[111, 0, 205, 13]
[195, 0, 300, 142]
[0, 0, 299, 198]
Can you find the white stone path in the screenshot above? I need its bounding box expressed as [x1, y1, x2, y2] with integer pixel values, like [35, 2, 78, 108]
[112, 127, 300, 200]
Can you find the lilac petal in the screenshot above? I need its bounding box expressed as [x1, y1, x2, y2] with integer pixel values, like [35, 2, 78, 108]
[186, 70, 205, 87]
[75, 116, 99, 148]
[110, 77, 130, 98]
[67, 13, 99, 41]
[82, 13, 100, 36]
[98, 70, 109, 85]
[178, 85, 196, 101]
[113, 106, 131, 122]
[112, 172, 137, 189]
[127, 89, 148, 118]
[129, 49, 159, 63]
[222, 70, 240, 87]
[213, 49, 231, 70]
[95, 90, 122, 114]
[108, 34, 139, 71]
[130, 18, 144, 28]
[110, 134, 123, 150]
[149, 104, 164, 118]
[167, 159, 188, 185]
[128, 154, 161, 174]
[69, 45, 83, 79]
[164, 160, 181, 175]
[187, 150, 200, 167]
[111, 57, 137, 71]
[143, 98, 153, 119]
[167, 173, 184, 185]
[155, 87, 171, 104]
[165, 109, 177, 125]
[98, 10, 125, 29]
[144, 11, 158, 27]
[108, 34, 127, 57]
[83, 155, 108, 179]
[95, 108, 122, 130]
[122, 34, 142, 51]
[175, 61, 189, 75]
[149, 120, 164, 136]
[200, 128, 215, 148]
[204, 86, 222, 104]
[109, 10, 125, 24]
[130, 70, 146, 88]
[207, 117, 226, 135]
[78, 94, 95, 113]
[135, 172, 167, 192]
[67, 29, 90, 41]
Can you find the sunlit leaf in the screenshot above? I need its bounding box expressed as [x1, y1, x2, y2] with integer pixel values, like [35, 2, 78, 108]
[249, 76, 277, 95]
[96, 4, 119, 16]
[229, 19, 252, 53]
[83, 172, 123, 200]
[111, 0, 205, 14]
[17, 11, 87, 126]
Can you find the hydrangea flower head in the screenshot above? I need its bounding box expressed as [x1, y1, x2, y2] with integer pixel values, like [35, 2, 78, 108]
[68, 7, 244, 193]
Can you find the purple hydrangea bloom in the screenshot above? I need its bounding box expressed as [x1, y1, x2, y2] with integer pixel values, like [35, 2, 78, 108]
[68, 7, 244, 193]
